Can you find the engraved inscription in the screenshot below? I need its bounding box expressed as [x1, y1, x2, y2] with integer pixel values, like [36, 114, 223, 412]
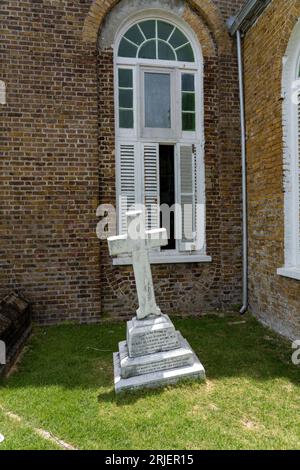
[129, 329, 180, 357]
[122, 355, 193, 379]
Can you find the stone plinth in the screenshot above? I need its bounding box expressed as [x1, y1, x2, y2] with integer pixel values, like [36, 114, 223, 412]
[120, 333, 194, 379]
[114, 348, 205, 393]
[127, 314, 180, 358]
[114, 315, 205, 393]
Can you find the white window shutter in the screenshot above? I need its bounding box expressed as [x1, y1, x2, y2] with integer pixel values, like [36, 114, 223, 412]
[143, 143, 160, 230]
[118, 143, 137, 234]
[297, 94, 300, 266]
[178, 144, 197, 252]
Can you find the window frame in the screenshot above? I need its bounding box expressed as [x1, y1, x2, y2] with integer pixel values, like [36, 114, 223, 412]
[116, 64, 137, 140]
[117, 18, 196, 63]
[278, 22, 300, 280]
[181, 71, 199, 142]
[140, 66, 177, 140]
[113, 12, 209, 264]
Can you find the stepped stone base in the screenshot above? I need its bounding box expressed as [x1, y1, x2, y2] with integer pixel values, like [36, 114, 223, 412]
[114, 315, 205, 393]
[126, 314, 180, 357]
[114, 347, 205, 393]
[120, 333, 194, 379]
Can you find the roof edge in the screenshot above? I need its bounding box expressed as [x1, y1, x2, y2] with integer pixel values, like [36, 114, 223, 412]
[227, 0, 272, 36]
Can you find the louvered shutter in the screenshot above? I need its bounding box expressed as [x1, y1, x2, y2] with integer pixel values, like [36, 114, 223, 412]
[143, 143, 160, 230]
[118, 143, 137, 234]
[178, 144, 198, 252]
[297, 94, 300, 266]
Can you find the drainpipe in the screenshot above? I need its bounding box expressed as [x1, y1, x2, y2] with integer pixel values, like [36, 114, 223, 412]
[236, 29, 248, 315]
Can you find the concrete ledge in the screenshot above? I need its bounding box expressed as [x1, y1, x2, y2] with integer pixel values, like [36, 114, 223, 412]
[277, 267, 300, 281]
[113, 254, 212, 266]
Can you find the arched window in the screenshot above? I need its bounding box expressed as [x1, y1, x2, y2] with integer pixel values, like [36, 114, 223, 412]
[113, 13, 209, 264]
[118, 19, 195, 62]
[278, 20, 300, 280]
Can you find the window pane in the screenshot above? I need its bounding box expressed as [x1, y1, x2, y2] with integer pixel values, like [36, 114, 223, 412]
[158, 40, 176, 61]
[169, 27, 187, 49]
[182, 92, 195, 112]
[118, 38, 138, 58]
[182, 113, 195, 131]
[124, 25, 144, 45]
[139, 20, 156, 39]
[182, 74, 195, 91]
[159, 145, 176, 250]
[119, 109, 133, 128]
[139, 40, 157, 59]
[118, 69, 133, 88]
[145, 72, 171, 128]
[157, 21, 174, 41]
[177, 43, 195, 62]
[119, 89, 133, 109]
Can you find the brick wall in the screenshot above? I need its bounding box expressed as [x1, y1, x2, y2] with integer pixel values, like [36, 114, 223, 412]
[0, 0, 243, 324]
[214, 0, 245, 21]
[97, 0, 244, 319]
[244, 0, 300, 338]
[0, 0, 101, 324]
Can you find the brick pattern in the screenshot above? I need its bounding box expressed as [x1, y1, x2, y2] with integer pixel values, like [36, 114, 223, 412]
[1, 0, 243, 324]
[244, 0, 300, 338]
[83, 0, 233, 54]
[0, 0, 101, 324]
[214, 0, 245, 21]
[98, 2, 243, 319]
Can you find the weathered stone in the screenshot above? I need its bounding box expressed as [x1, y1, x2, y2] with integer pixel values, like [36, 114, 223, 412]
[114, 342, 205, 393]
[107, 211, 168, 320]
[109, 211, 205, 392]
[126, 314, 180, 357]
[119, 333, 194, 378]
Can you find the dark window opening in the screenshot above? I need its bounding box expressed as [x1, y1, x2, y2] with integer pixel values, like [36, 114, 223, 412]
[159, 145, 176, 250]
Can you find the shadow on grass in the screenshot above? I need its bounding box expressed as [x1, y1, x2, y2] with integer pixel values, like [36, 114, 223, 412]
[97, 377, 203, 405]
[97, 386, 164, 405]
[1, 314, 300, 396]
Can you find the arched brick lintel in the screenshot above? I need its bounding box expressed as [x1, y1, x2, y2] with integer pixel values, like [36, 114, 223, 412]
[82, 0, 231, 54]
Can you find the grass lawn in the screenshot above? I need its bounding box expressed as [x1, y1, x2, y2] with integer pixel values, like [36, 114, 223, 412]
[0, 313, 300, 450]
[0, 412, 59, 450]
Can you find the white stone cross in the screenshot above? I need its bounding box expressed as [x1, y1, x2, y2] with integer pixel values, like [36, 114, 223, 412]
[107, 210, 168, 320]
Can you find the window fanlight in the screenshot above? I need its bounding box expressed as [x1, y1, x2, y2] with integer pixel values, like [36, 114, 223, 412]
[118, 19, 195, 63]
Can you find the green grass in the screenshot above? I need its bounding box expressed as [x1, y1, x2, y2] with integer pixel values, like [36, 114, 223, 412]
[0, 314, 300, 450]
[0, 412, 59, 450]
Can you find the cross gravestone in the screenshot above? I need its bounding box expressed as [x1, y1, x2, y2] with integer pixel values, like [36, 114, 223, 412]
[107, 210, 205, 393]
